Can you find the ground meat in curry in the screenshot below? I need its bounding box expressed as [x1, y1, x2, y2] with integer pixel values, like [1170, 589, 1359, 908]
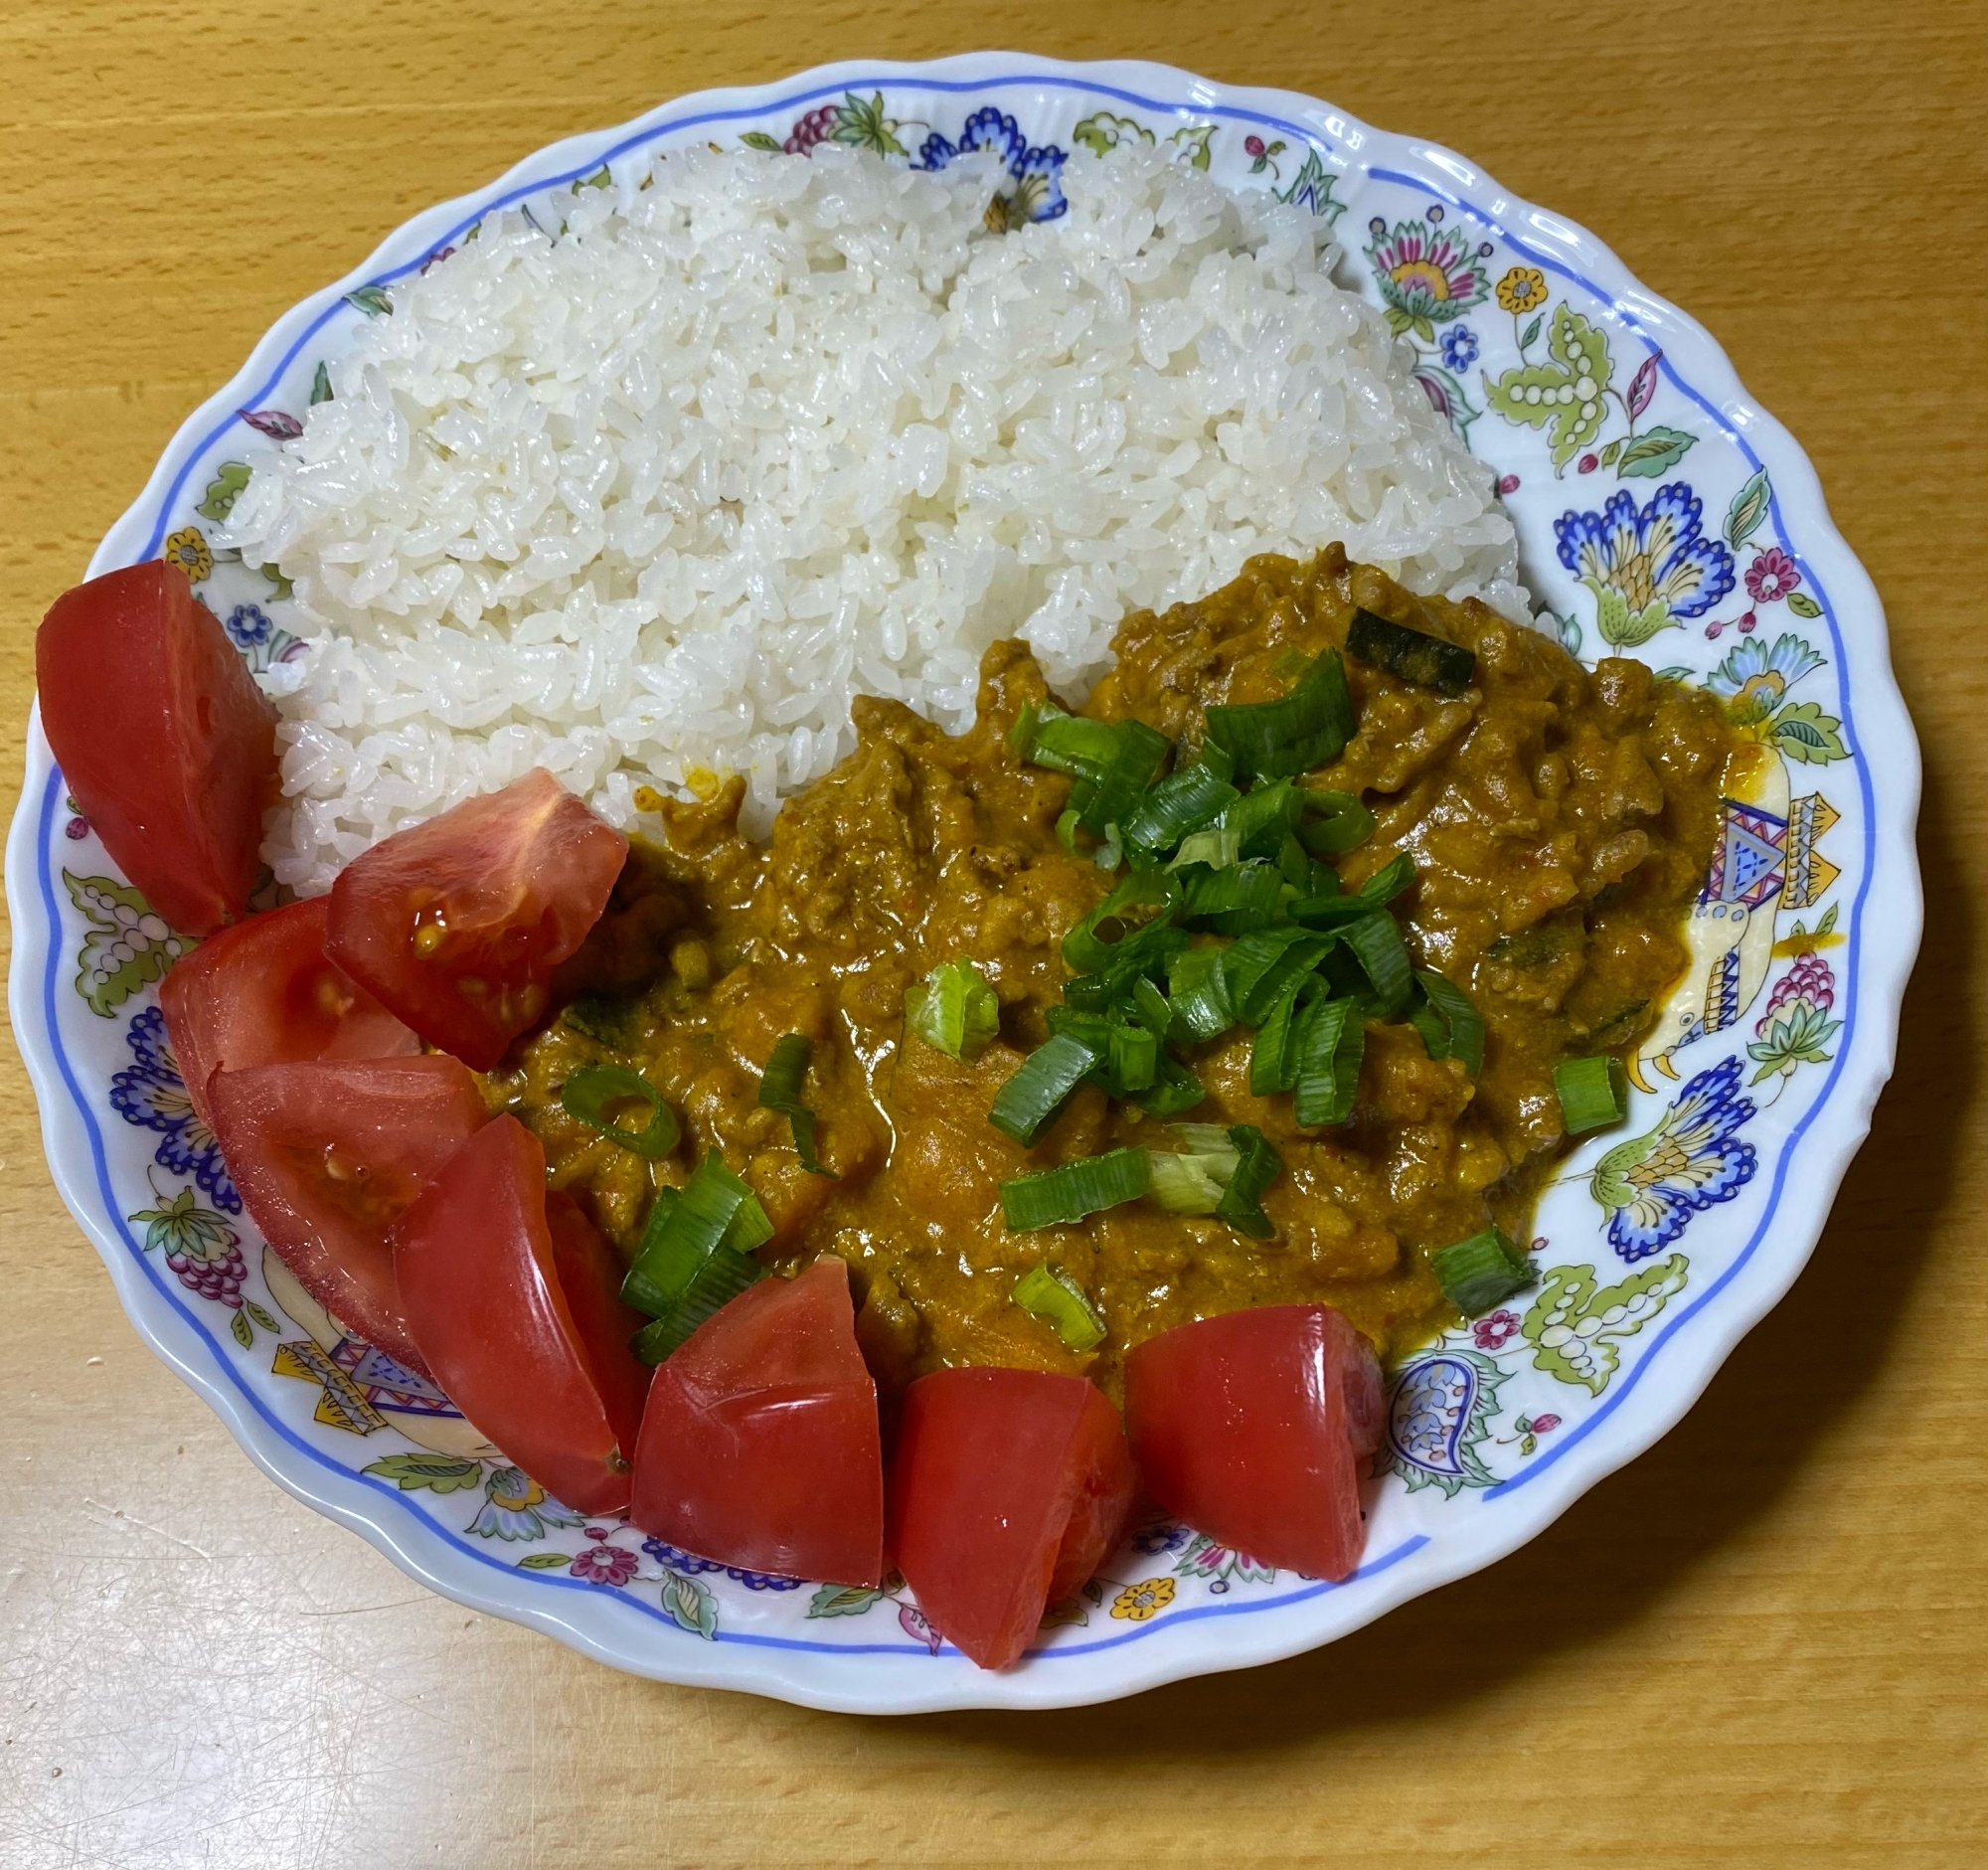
[483, 547, 1738, 1405]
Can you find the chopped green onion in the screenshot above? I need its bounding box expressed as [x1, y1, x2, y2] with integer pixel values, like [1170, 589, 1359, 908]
[1131, 1052, 1207, 1117]
[907, 958, 1001, 1062]
[1202, 647, 1355, 781]
[1170, 824, 1242, 871]
[1555, 1054, 1630, 1133]
[1130, 975, 1174, 1036]
[1195, 736, 1237, 783]
[1121, 763, 1239, 854]
[1248, 974, 1309, 1097]
[1012, 702, 1124, 778]
[621, 1156, 771, 1317]
[1291, 994, 1365, 1126]
[1297, 787, 1376, 856]
[1000, 1146, 1152, 1231]
[1340, 911, 1413, 1018]
[1222, 778, 1302, 861]
[755, 1032, 837, 1178]
[1147, 1129, 1242, 1213]
[1165, 945, 1235, 1041]
[1346, 606, 1477, 697]
[1214, 1123, 1282, 1239]
[989, 1031, 1101, 1143]
[630, 1245, 765, 1364]
[1177, 859, 1287, 934]
[1173, 1121, 1239, 1154]
[559, 1064, 680, 1159]
[1093, 823, 1124, 871]
[1103, 1020, 1159, 1095]
[1056, 806, 1081, 855]
[1356, 851, 1416, 907]
[1432, 1227, 1533, 1317]
[1011, 1263, 1107, 1352]
[1220, 925, 1318, 1015]
[1409, 968, 1485, 1078]
[1233, 935, 1330, 1026]
[1077, 720, 1171, 836]
[1062, 871, 1178, 974]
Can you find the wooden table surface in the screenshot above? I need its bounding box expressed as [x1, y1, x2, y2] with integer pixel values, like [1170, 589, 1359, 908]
[3, 3, 1984, 1865]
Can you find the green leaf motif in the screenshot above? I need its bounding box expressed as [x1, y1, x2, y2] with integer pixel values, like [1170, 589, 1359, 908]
[196, 461, 252, 523]
[1072, 111, 1153, 156]
[662, 1571, 719, 1639]
[517, 1552, 573, 1570]
[246, 1301, 279, 1332]
[831, 91, 907, 156]
[1769, 701, 1849, 764]
[1519, 311, 1544, 352]
[1725, 467, 1771, 548]
[577, 164, 612, 190]
[65, 871, 192, 1016]
[309, 361, 332, 405]
[1746, 1002, 1843, 1082]
[1584, 583, 1676, 648]
[129, 1183, 237, 1261]
[807, 1583, 886, 1618]
[1614, 425, 1697, 479]
[230, 1309, 253, 1349]
[1598, 437, 1623, 467]
[362, 1451, 486, 1495]
[1170, 123, 1215, 171]
[1483, 304, 1613, 466]
[1786, 590, 1822, 619]
[739, 130, 783, 152]
[345, 284, 393, 318]
[1276, 148, 1345, 223]
[1524, 1256, 1691, 1394]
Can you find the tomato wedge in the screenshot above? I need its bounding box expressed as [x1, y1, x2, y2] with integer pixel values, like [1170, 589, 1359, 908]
[546, 1191, 651, 1463]
[888, 1369, 1135, 1670]
[37, 560, 277, 935]
[393, 1115, 645, 1515]
[325, 768, 627, 1070]
[1123, 1304, 1376, 1583]
[209, 1056, 487, 1377]
[631, 1258, 884, 1587]
[160, 896, 417, 1135]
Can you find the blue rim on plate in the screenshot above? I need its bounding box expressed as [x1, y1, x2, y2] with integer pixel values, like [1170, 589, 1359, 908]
[6, 53, 1920, 1712]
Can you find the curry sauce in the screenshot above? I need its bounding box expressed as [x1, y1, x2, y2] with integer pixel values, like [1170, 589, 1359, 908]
[483, 547, 1738, 1402]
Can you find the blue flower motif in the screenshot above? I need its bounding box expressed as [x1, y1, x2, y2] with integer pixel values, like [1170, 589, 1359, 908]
[110, 1007, 240, 1213]
[1707, 631, 1825, 701]
[1554, 482, 1737, 624]
[917, 106, 1068, 227]
[224, 603, 274, 649]
[1131, 1519, 1194, 1558]
[1439, 324, 1479, 371]
[467, 1465, 585, 1541]
[638, 1536, 802, 1592]
[1589, 1056, 1757, 1262]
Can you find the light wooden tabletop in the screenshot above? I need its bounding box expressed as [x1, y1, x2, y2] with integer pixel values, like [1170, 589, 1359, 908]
[3, 3, 1984, 1865]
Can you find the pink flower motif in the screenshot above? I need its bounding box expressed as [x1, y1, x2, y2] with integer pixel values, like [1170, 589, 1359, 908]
[1744, 548, 1801, 604]
[1738, 610, 1758, 633]
[1472, 1309, 1522, 1350]
[1531, 1414, 1563, 1435]
[1244, 135, 1266, 157]
[1576, 452, 1599, 473]
[569, 1543, 638, 1587]
[1705, 618, 1727, 639]
[1497, 473, 1521, 495]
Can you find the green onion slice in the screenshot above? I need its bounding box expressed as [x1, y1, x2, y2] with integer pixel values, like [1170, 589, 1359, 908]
[1356, 851, 1416, 907]
[1291, 994, 1365, 1127]
[1346, 606, 1477, 697]
[1409, 968, 1486, 1078]
[1171, 824, 1242, 872]
[1432, 1227, 1533, 1317]
[1077, 721, 1171, 837]
[1203, 647, 1356, 781]
[1062, 870, 1179, 974]
[1131, 1052, 1207, 1118]
[1147, 1126, 1244, 1215]
[907, 958, 1001, 1062]
[1248, 973, 1310, 1097]
[1297, 787, 1376, 856]
[1340, 911, 1413, 1018]
[1233, 934, 1331, 1026]
[630, 1245, 765, 1364]
[989, 1031, 1101, 1144]
[1165, 944, 1235, 1041]
[1177, 860, 1287, 935]
[1121, 762, 1238, 855]
[1011, 702, 1123, 778]
[1555, 1054, 1630, 1133]
[1220, 925, 1318, 1015]
[1214, 1123, 1282, 1239]
[621, 1155, 771, 1318]
[1011, 1263, 1108, 1352]
[1222, 778, 1301, 861]
[1000, 1146, 1152, 1232]
[755, 1032, 837, 1178]
[559, 1064, 680, 1159]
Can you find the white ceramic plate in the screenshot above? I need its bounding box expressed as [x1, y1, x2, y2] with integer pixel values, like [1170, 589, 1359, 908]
[7, 52, 1919, 1712]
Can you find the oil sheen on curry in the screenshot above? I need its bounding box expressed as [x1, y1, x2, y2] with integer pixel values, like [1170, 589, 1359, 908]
[484, 548, 1739, 1405]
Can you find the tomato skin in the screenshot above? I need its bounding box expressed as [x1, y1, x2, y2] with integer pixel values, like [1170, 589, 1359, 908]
[1123, 1305, 1371, 1583]
[393, 1115, 634, 1515]
[209, 1056, 487, 1378]
[545, 1192, 650, 1463]
[325, 768, 627, 1070]
[159, 896, 417, 1135]
[631, 1259, 884, 1588]
[37, 561, 277, 935]
[888, 1369, 1135, 1670]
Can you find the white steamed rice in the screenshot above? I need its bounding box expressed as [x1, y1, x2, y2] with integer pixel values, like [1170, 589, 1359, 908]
[220, 141, 1526, 892]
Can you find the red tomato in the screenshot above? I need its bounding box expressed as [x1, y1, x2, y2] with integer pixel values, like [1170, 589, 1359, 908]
[888, 1369, 1135, 1670]
[37, 561, 277, 935]
[546, 1192, 650, 1463]
[1123, 1304, 1374, 1583]
[325, 768, 626, 1070]
[160, 896, 417, 1136]
[393, 1115, 643, 1515]
[631, 1258, 884, 1588]
[210, 1056, 487, 1377]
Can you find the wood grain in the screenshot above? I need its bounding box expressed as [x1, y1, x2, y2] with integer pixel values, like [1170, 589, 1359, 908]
[2, 4, 1984, 1865]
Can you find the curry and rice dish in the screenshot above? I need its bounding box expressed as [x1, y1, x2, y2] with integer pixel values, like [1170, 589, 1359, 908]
[493, 546, 1736, 1404]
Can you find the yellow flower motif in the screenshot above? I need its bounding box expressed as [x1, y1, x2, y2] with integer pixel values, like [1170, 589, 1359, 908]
[1497, 265, 1548, 314]
[163, 526, 212, 584]
[1109, 1577, 1177, 1621]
